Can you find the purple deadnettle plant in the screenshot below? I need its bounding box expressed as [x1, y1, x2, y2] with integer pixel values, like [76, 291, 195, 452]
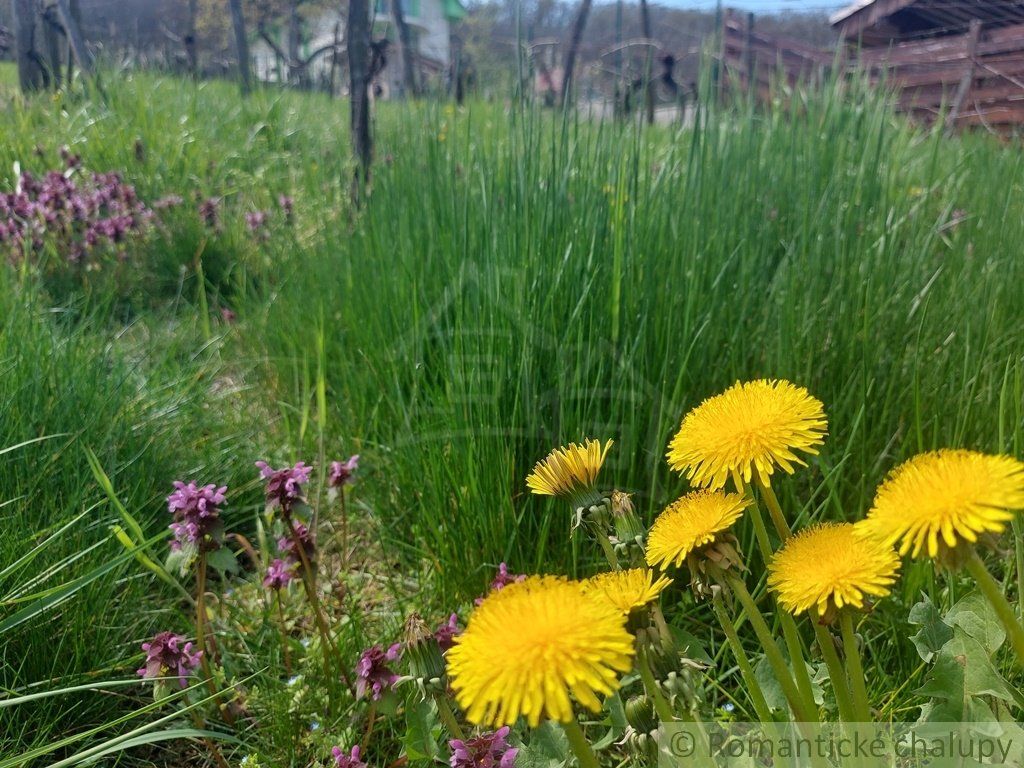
[137, 631, 202, 689]
[355, 643, 403, 700]
[331, 746, 367, 768]
[449, 727, 519, 768]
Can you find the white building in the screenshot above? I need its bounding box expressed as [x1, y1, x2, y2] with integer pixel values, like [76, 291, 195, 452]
[251, 0, 466, 97]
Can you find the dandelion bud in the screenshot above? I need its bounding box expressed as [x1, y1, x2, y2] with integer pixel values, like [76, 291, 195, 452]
[403, 613, 447, 684]
[624, 694, 657, 734]
[611, 490, 645, 545]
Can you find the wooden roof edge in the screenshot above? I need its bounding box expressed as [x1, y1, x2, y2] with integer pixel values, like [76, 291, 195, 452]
[830, 0, 917, 36]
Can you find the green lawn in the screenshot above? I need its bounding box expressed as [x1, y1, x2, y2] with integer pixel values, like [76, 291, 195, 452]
[1, 64, 1023, 764]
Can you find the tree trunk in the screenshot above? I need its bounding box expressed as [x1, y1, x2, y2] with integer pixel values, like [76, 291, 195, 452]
[12, 0, 44, 93]
[327, 21, 340, 96]
[55, 0, 93, 75]
[227, 0, 252, 96]
[185, 0, 198, 75]
[639, 0, 654, 124]
[42, 5, 62, 89]
[560, 0, 592, 109]
[392, 0, 418, 97]
[347, 0, 373, 190]
[287, 0, 303, 86]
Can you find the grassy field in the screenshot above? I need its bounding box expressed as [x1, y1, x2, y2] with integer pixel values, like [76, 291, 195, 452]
[2, 63, 1023, 764]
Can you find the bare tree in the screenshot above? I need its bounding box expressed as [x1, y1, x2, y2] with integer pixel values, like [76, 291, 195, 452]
[560, 0, 592, 108]
[185, 0, 198, 74]
[347, 0, 373, 190]
[392, 0, 419, 97]
[55, 0, 93, 76]
[12, 0, 45, 92]
[638, 0, 653, 124]
[227, 0, 252, 95]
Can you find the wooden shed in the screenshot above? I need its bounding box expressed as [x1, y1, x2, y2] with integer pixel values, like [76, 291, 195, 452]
[722, 1, 1024, 130]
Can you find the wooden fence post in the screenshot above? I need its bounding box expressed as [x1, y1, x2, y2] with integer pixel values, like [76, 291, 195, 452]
[946, 18, 982, 133]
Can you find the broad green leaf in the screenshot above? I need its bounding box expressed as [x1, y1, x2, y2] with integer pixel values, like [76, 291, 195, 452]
[402, 698, 441, 763]
[908, 594, 953, 662]
[517, 721, 570, 768]
[206, 546, 240, 575]
[945, 592, 1006, 655]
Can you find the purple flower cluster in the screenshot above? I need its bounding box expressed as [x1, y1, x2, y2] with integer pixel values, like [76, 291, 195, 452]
[245, 210, 269, 235]
[449, 727, 519, 768]
[256, 460, 312, 510]
[198, 197, 220, 229]
[475, 563, 526, 605]
[331, 746, 367, 768]
[434, 613, 460, 652]
[328, 455, 360, 488]
[277, 520, 316, 562]
[166, 481, 227, 550]
[137, 631, 203, 688]
[278, 194, 294, 223]
[355, 642, 402, 700]
[263, 557, 297, 589]
[0, 160, 150, 265]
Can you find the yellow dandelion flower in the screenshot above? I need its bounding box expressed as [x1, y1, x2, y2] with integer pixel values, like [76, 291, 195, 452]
[856, 449, 1024, 558]
[767, 522, 900, 617]
[645, 489, 750, 570]
[526, 439, 613, 505]
[666, 379, 827, 490]
[447, 576, 634, 727]
[583, 568, 672, 614]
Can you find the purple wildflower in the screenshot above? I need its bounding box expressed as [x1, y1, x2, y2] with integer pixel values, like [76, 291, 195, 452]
[331, 746, 367, 768]
[475, 563, 526, 605]
[277, 521, 316, 562]
[137, 631, 203, 688]
[355, 643, 402, 700]
[328, 455, 360, 488]
[245, 210, 269, 235]
[264, 558, 297, 589]
[256, 460, 312, 509]
[1, 164, 149, 267]
[449, 727, 519, 768]
[220, 307, 237, 323]
[278, 194, 294, 223]
[198, 197, 220, 229]
[434, 613, 460, 652]
[166, 481, 227, 550]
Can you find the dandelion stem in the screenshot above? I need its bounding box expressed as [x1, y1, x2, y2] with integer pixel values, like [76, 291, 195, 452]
[560, 718, 601, 768]
[726, 573, 816, 722]
[736, 476, 816, 717]
[755, 478, 792, 540]
[712, 595, 773, 722]
[637, 646, 677, 723]
[434, 692, 466, 741]
[811, 619, 855, 722]
[734, 471, 773, 562]
[965, 551, 1024, 667]
[838, 611, 872, 721]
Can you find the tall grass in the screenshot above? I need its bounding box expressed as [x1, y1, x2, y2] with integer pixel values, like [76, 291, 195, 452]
[0, 277, 257, 756]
